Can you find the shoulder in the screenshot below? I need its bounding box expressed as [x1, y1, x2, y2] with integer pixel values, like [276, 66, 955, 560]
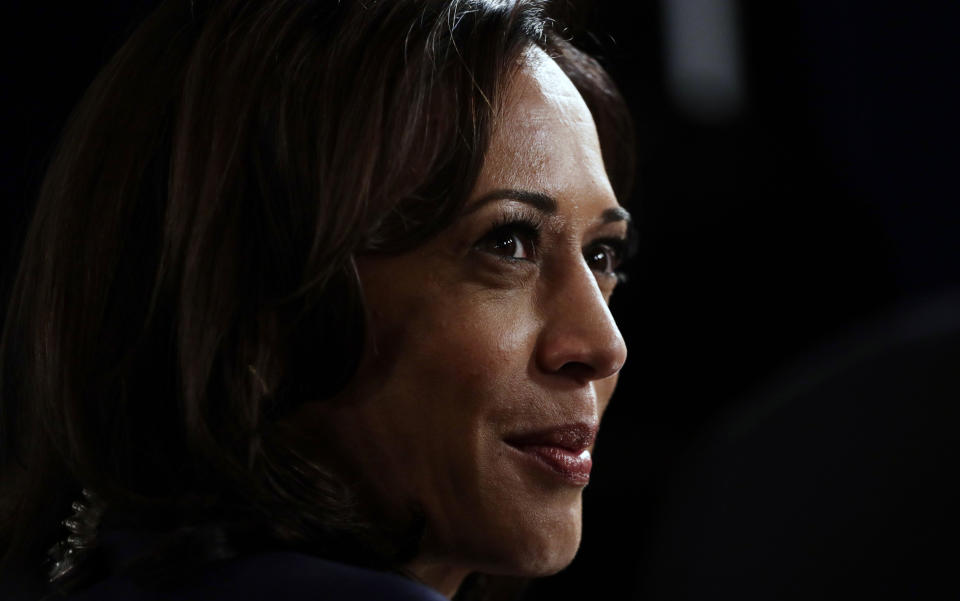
[67, 551, 447, 601]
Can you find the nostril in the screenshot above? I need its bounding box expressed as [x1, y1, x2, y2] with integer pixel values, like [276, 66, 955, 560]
[557, 361, 597, 384]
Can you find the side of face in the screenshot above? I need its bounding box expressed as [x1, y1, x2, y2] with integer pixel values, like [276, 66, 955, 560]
[291, 47, 629, 594]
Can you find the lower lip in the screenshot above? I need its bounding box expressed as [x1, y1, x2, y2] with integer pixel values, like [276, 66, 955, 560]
[507, 444, 592, 486]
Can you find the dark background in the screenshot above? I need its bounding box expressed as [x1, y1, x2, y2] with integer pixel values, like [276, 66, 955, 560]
[3, 1, 958, 599]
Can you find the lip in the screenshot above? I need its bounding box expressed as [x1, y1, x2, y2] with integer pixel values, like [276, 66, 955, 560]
[504, 423, 598, 486]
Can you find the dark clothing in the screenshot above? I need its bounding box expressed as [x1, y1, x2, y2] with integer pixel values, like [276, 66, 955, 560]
[41, 528, 448, 601]
[65, 550, 447, 601]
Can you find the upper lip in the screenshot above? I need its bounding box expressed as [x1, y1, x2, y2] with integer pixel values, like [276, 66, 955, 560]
[504, 422, 598, 453]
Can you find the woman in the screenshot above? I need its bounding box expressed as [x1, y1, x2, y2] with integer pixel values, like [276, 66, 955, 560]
[0, 0, 635, 599]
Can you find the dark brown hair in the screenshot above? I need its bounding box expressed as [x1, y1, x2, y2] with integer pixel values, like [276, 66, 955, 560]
[0, 0, 633, 597]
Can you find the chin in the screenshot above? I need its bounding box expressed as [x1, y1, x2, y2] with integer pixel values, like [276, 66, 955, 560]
[489, 540, 581, 579]
[423, 495, 585, 579]
[481, 501, 585, 578]
[513, 542, 581, 578]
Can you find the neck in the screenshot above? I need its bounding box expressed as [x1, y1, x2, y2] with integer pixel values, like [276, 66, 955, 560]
[404, 559, 471, 599]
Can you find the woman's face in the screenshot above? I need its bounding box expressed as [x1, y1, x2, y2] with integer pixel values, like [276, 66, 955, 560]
[297, 48, 628, 595]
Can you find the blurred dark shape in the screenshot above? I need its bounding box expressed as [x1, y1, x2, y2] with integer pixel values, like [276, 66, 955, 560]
[792, 1, 960, 294]
[636, 289, 960, 599]
[661, 0, 743, 123]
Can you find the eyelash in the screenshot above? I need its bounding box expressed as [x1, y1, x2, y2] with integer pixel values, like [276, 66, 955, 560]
[483, 212, 544, 259]
[474, 210, 632, 281]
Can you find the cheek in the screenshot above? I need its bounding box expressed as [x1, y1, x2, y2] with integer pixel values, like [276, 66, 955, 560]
[462, 302, 536, 388]
[382, 292, 536, 396]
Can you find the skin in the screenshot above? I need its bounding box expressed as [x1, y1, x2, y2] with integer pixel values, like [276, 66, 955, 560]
[292, 47, 628, 598]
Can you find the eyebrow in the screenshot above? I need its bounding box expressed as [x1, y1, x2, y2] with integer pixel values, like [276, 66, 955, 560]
[601, 206, 632, 225]
[466, 188, 557, 214]
[465, 188, 633, 224]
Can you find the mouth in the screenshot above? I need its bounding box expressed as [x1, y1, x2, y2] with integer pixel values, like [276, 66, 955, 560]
[504, 423, 597, 486]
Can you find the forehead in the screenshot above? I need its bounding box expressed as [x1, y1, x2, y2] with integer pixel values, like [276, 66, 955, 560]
[475, 47, 617, 210]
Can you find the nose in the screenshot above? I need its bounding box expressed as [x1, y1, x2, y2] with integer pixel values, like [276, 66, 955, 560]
[536, 262, 627, 385]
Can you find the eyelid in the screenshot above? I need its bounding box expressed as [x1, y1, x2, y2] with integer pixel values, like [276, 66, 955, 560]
[472, 205, 545, 262]
[492, 204, 547, 231]
[583, 234, 633, 283]
[476, 206, 546, 243]
[588, 237, 626, 263]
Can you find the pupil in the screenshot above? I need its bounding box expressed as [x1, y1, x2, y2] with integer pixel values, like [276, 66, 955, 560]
[589, 250, 607, 271]
[494, 233, 517, 255]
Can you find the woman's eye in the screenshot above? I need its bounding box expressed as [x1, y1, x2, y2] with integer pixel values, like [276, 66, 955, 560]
[475, 225, 537, 260]
[584, 241, 624, 275]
